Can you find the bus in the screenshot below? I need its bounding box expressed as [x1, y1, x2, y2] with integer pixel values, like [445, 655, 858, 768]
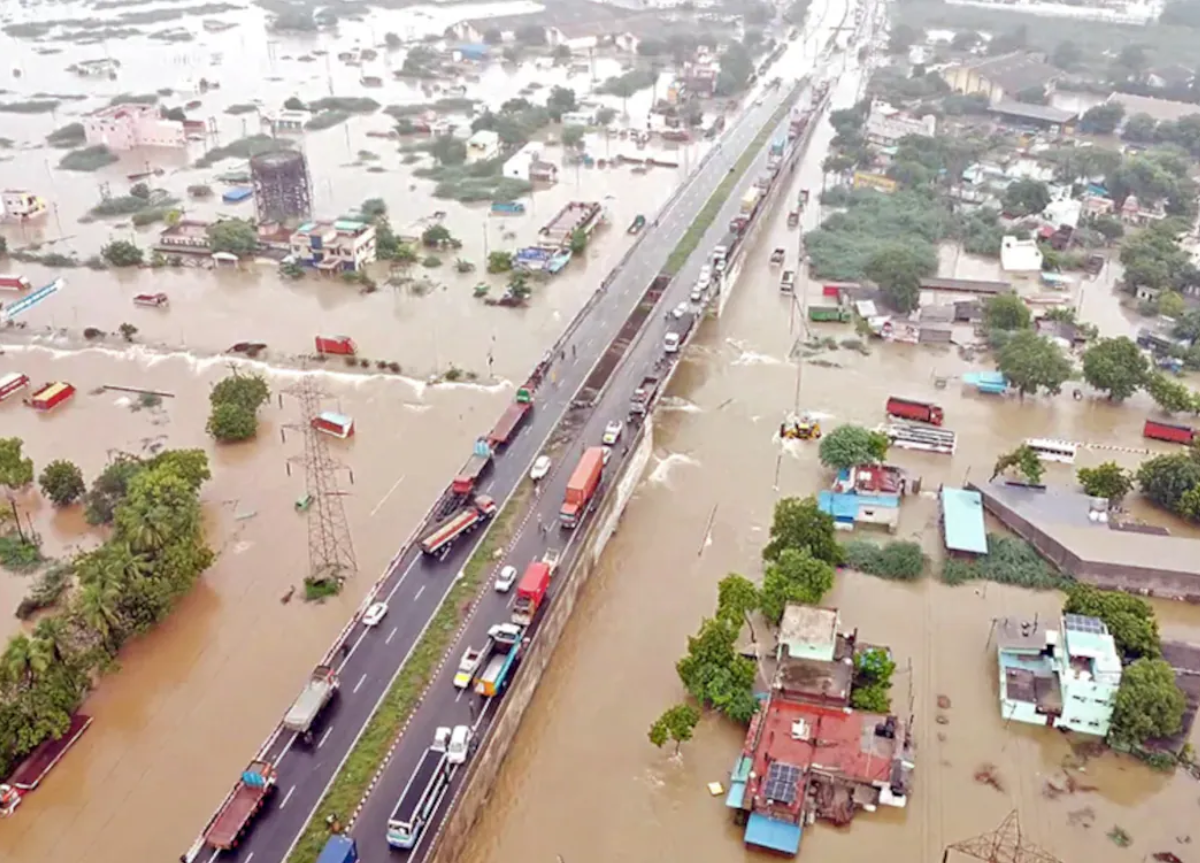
[1024, 438, 1078, 465]
[386, 732, 453, 850]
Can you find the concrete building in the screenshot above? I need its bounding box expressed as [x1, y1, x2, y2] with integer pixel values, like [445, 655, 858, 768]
[1107, 92, 1200, 125]
[467, 129, 500, 160]
[940, 52, 1060, 105]
[777, 605, 839, 663]
[289, 219, 377, 273]
[84, 103, 186, 150]
[996, 614, 1122, 736]
[917, 277, 1010, 306]
[1000, 236, 1043, 273]
[987, 101, 1077, 133]
[156, 219, 212, 254]
[864, 103, 936, 146]
[818, 464, 904, 533]
[1, 190, 47, 220]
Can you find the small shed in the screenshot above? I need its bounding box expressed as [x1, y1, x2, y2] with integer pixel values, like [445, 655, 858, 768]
[940, 487, 988, 555]
[222, 187, 253, 204]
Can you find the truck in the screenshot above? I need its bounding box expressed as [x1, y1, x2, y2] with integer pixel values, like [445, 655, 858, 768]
[629, 375, 660, 415]
[487, 388, 533, 448]
[283, 665, 338, 739]
[314, 335, 356, 356]
[316, 836, 359, 863]
[420, 495, 497, 556]
[770, 136, 786, 157]
[0, 274, 31, 292]
[560, 447, 605, 528]
[740, 188, 761, 215]
[204, 760, 278, 850]
[511, 560, 553, 626]
[451, 439, 494, 496]
[385, 731, 452, 850]
[474, 623, 524, 697]
[1144, 418, 1195, 444]
[885, 397, 944, 426]
[808, 305, 851, 323]
[665, 312, 695, 353]
[779, 270, 796, 293]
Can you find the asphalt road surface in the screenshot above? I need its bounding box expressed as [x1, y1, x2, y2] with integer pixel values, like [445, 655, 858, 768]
[198, 67, 805, 863]
[346, 67, 843, 863]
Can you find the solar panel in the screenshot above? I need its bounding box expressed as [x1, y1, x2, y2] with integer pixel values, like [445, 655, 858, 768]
[763, 761, 801, 805]
[1064, 614, 1106, 635]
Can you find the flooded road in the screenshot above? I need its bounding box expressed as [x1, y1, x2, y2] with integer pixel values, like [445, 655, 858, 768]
[453, 33, 1200, 863]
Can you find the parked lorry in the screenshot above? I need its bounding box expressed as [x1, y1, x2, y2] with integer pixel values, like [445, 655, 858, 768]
[665, 311, 696, 353]
[420, 495, 498, 556]
[630, 375, 660, 415]
[560, 447, 605, 528]
[512, 560, 553, 626]
[204, 760, 278, 850]
[885, 397, 944, 426]
[283, 665, 338, 740]
[452, 439, 494, 496]
[808, 305, 850, 322]
[316, 836, 359, 863]
[779, 270, 795, 293]
[474, 622, 524, 697]
[740, 188, 761, 215]
[1144, 418, 1195, 444]
[487, 388, 533, 448]
[314, 335, 356, 356]
[0, 275, 32, 292]
[385, 731, 452, 849]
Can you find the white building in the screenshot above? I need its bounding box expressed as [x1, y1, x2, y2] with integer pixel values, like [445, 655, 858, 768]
[84, 103, 186, 150]
[467, 129, 501, 160]
[503, 142, 544, 180]
[2, 190, 47, 220]
[1000, 235, 1043, 274]
[864, 103, 937, 146]
[290, 219, 377, 273]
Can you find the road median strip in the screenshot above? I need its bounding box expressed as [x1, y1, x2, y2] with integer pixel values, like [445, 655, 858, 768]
[286, 483, 530, 863]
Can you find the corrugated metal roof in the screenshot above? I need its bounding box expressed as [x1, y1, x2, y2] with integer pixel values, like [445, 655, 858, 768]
[745, 813, 803, 854]
[941, 487, 988, 554]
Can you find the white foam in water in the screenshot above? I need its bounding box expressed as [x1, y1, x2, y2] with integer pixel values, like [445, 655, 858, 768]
[647, 452, 700, 485]
[657, 396, 702, 413]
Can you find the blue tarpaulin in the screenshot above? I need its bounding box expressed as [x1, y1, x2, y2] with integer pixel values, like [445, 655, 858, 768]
[745, 813, 803, 854]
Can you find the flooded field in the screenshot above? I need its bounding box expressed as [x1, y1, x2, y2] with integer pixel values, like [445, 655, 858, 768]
[453, 43, 1200, 863]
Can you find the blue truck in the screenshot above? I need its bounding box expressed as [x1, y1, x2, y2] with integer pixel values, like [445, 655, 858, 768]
[317, 836, 358, 863]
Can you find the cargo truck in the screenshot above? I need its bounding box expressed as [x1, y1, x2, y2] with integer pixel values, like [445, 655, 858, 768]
[1144, 418, 1195, 444]
[487, 388, 533, 448]
[204, 760, 277, 850]
[560, 447, 604, 528]
[808, 305, 850, 322]
[474, 622, 524, 697]
[740, 188, 761, 215]
[420, 495, 497, 557]
[317, 836, 359, 863]
[314, 335, 356, 356]
[885, 397, 944, 426]
[629, 375, 660, 415]
[665, 312, 695, 353]
[512, 560, 552, 626]
[283, 665, 338, 741]
[385, 730, 452, 850]
[451, 439, 494, 496]
[0, 275, 32, 292]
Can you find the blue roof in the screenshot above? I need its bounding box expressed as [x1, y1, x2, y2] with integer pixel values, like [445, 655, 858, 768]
[725, 779, 747, 809]
[963, 371, 1008, 393]
[941, 487, 988, 554]
[818, 490, 859, 520]
[745, 813, 803, 854]
[222, 186, 253, 202]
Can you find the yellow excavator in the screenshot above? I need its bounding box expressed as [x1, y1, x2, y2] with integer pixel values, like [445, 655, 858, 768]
[781, 414, 821, 440]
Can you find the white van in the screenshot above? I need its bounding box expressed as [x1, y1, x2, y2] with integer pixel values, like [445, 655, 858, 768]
[447, 725, 472, 764]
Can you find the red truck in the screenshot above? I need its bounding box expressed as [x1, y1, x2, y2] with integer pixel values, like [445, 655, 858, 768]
[314, 335, 356, 356]
[1144, 418, 1195, 444]
[0, 274, 32, 292]
[512, 561, 552, 626]
[559, 446, 604, 529]
[487, 388, 533, 449]
[886, 397, 944, 426]
[420, 495, 497, 557]
[452, 439, 493, 496]
[204, 760, 278, 850]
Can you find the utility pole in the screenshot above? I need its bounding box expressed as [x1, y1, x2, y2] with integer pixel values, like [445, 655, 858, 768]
[283, 374, 358, 596]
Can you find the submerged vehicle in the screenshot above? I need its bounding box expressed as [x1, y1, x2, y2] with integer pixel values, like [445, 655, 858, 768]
[781, 414, 821, 440]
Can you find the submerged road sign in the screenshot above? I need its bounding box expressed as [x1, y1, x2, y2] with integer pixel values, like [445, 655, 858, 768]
[0, 278, 64, 323]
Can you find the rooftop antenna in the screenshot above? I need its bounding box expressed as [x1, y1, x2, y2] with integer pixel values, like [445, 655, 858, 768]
[282, 372, 358, 596]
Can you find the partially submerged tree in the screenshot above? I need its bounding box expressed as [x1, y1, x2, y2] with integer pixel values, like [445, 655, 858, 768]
[676, 618, 758, 723]
[760, 548, 835, 624]
[1077, 462, 1134, 504]
[983, 293, 1031, 332]
[996, 330, 1072, 397]
[990, 444, 1044, 485]
[1065, 584, 1160, 660]
[1109, 658, 1186, 748]
[818, 424, 889, 471]
[1082, 337, 1148, 401]
[648, 703, 701, 754]
[762, 496, 842, 565]
[38, 460, 85, 507]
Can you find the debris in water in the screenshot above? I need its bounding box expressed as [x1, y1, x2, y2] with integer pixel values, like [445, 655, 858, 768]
[280, 586, 295, 604]
[937, 694, 952, 709]
[936, 714, 949, 725]
[1067, 807, 1095, 829]
[235, 510, 257, 521]
[1108, 826, 1132, 847]
[1153, 853, 1183, 863]
[707, 782, 724, 796]
[973, 763, 1004, 792]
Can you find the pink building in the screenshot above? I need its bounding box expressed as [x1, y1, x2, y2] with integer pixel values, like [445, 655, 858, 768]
[83, 104, 186, 150]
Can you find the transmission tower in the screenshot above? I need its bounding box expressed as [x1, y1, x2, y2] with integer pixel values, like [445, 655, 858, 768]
[942, 811, 1063, 863]
[282, 375, 357, 591]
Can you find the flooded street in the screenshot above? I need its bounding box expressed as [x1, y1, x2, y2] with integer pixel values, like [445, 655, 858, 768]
[454, 42, 1200, 863]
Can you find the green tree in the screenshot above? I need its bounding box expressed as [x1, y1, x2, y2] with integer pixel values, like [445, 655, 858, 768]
[983, 293, 1031, 331]
[818, 424, 889, 471]
[101, 240, 144, 267]
[0, 438, 34, 495]
[561, 124, 585, 149]
[1065, 584, 1161, 660]
[1146, 373, 1196, 413]
[675, 618, 758, 723]
[422, 224, 452, 248]
[507, 270, 532, 301]
[850, 647, 896, 712]
[1082, 337, 1148, 401]
[990, 443, 1044, 485]
[1109, 658, 1186, 747]
[546, 85, 577, 121]
[83, 455, 144, 525]
[1077, 462, 1134, 503]
[760, 548, 835, 624]
[1002, 178, 1051, 217]
[284, 95, 306, 110]
[430, 135, 467, 166]
[997, 330, 1073, 397]
[1051, 39, 1082, 70]
[1159, 291, 1186, 319]
[206, 402, 257, 442]
[762, 496, 842, 565]
[206, 219, 257, 256]
[595, 106, 617, 126]
[210, 373, 269, 412]
[864, 244, 929, 312]
[888, 23, 920, 54]
[129, 182, 151, 200]
[716, 573, 759, 630]
[648, 703, 701, 754]
[568, 229, 588, 254]
[1080, 102, 1125, 134]
[383, 32, 401, 50]
[1138, 452, 1200, 512]
[487, 250, 514, 273]
[360, 197, 387, 219]
[38, 460, 85, 507]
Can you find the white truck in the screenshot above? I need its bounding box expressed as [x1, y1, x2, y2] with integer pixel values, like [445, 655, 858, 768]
[665, 312, 696, 353]
[284, 665, 338, 742]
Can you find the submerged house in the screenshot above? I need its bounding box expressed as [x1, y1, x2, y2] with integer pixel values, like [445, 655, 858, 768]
[818, 464, 905, 533]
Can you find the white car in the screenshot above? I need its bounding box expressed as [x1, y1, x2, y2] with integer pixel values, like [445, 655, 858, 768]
[494, 564, 518, 593]
[530, 455, 551, 481]
[602, 420, 624, 445]
[447, 724, 472, 765]
[671, 302, 689, 319]
[601, 445, 614, 465]
[362, 602, 388, 627]
[690, 286, 704, 303]
[454, 647, 483, 688]
[697, 265, 712, 286]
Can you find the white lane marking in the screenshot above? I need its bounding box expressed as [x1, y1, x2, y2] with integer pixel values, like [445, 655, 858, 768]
[246, 854, 255, 863]
[317, 726, 333, 749]
[383, 554, 421, 603]
[482, 480, 495, 493]
[370, 474, 406, 517]
[353, 673, 367, 694]
[279, 785, 295, 810]
[414, 584, 426, 601]
[385, 626, 398, 645]
[206, 852, 219, 863]
[455, 689, 464, 703]
[336, 624, 372, 670]
[274, 731, 298, 765]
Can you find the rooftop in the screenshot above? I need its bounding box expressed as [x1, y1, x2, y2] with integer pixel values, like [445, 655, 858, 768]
[960, 51, 1060, 94]
[941, 487, 988, 554]
[1000, 652, 1063, 714]
[919, 276, 1011, 295]
[989, 101, 1078, 125]
[88, 102, 157, 119]
[776, 654, 853, 705]
[779, 605, 839, 657]
[995, 617, 1055, 653]
[1107, 92, 1200, 124]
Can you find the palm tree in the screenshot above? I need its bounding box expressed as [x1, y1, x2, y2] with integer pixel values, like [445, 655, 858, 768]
[78, 581, 122, 654]
[2, 633, 50, 688]
[33, 615, 73, 666]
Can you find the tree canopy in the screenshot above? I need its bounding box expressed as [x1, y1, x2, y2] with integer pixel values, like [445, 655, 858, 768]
[762, 495, 842, 565]
[1081, 337, 1148, 401]
[0, 437, 34, 493]
[760, 548, 835, 624]
[1146, 372, 1198, 413]
[850, 647, 896, 712]
[1137, 451, 1200, 516]
[1079, 102, 1124, 135]
[206, 219, 258, 256]
[716, 573, 759, 630]
[1002, 178, 1051, 217]
[675, 617, 758, 723]
[38, 460, 86, 507]
[207, 372, 270, 443]
[1064, 584, 1160, 661]
[983, 293, 1031, 332]
[1076, 462, 1133, 503]
[864, 244, 930, 312]
[1109, 658, 1186, 747]
[819, 424, 890, 471]
[990, 444, 1044, 485]
[648, 703, 701, 754]
[997, 330, 1073, 397]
